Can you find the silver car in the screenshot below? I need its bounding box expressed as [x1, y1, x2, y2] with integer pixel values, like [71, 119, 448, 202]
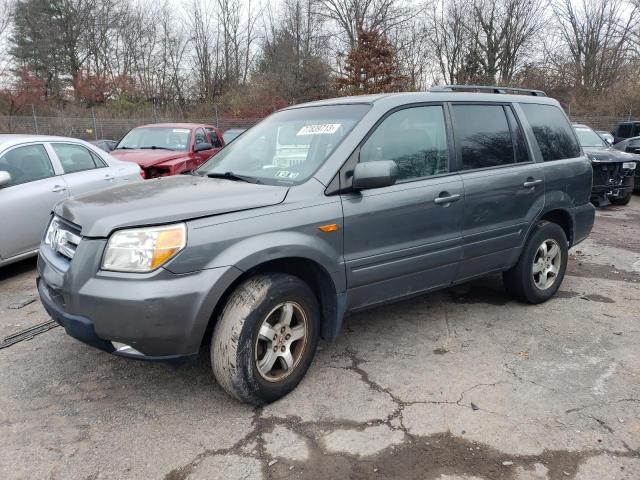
[0, 135, 142, 267]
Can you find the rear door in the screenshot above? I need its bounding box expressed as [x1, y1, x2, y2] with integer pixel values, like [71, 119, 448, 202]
[450, 103, 545, 280]
[0, 143, 69, 259]
[341, 104, 464, 310]
[50, 142, 117, 196]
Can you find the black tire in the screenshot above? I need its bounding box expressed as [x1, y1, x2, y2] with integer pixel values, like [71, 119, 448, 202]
[503, 221, 568, 304]
[211, 273, 319, 405]
[611, 191, 632, 205]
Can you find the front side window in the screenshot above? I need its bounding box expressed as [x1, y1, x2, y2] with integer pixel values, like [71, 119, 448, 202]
[53, 144, 103, 173]
[0, 144, 55, 187]
[195, 128, 206, 145]
[360, 105, 449, 180]
[198, 105, 370, 185]
[574, 126, 606, 148]
[207, 128, 222, 147]
[453, 104, 515, 170]
[116, 127, 191, 151]
[520, 104, 581, 161]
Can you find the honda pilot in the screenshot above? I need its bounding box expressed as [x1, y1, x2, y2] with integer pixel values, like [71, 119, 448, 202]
[37, 87, 595, 405]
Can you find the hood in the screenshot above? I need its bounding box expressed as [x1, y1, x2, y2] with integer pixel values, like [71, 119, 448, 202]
[582, 146, 640, 164]
[111, 149, 186, 168]
[55, 175, 289, 237]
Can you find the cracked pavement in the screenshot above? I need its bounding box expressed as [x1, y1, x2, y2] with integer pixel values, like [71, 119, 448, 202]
[1, 198, 640, 479]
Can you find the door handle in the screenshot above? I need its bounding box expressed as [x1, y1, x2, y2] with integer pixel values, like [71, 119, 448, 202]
[52, 185, 66, 193]
[523, 179, 543, 188]
[434, 193, 461, 205]
[104, 175, 115, 181]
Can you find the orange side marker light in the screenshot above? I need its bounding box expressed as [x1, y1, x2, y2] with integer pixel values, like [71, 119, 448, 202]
[318, 223, 338, 232]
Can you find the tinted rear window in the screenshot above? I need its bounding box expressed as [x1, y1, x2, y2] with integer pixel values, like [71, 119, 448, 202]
[453, 104, 515, 170]
[520, 104, 580, 161]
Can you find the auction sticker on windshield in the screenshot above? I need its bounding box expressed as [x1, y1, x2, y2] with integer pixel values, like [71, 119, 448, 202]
[297, 124, 341, 136]
[172, 129, 190, 133]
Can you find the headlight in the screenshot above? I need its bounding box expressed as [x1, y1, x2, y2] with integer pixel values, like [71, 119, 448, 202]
[43, 217, 57, 245]
[102, 223, 186, 272]
[622, 162, 636, 170]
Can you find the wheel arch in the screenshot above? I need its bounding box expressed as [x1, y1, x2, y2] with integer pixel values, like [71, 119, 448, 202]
[203, 256, 346, 346]
[539, 208, 574, 246]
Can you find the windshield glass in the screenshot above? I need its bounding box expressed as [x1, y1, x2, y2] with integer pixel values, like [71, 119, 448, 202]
[198, 104, 370, 185]
[574, 127, 606, 148]
[116, 127, 191, 151]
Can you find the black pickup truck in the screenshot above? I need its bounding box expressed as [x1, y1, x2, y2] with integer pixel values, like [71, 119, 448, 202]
[573, 123, 637, 206]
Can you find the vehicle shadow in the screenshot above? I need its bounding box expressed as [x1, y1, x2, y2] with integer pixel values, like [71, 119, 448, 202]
[0, 257, 37, 283]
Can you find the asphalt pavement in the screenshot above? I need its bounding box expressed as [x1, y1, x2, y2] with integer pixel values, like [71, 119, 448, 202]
[1, 197, 639, 479]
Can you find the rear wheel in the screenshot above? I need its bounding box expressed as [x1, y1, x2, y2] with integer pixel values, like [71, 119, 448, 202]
[211, 273, 319, 405]
[503, 221, 568, 304]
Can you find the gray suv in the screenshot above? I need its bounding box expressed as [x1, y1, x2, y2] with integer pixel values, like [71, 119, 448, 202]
[37, 87, 595, 405]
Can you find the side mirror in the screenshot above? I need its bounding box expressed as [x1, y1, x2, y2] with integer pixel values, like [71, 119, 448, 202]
[195, 142, 213, 152]
[352, 161, 398, 190]
[0, 171, 11, 187]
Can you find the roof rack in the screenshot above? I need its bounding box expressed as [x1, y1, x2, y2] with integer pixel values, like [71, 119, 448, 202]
[429, 85, 546, 97]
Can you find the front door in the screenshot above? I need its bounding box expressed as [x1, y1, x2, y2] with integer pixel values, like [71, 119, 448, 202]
[193, 128, 215, 165]
[449, 103, 545, 280]
[0, 144, 69, 259]
[341, 104, 464, 310]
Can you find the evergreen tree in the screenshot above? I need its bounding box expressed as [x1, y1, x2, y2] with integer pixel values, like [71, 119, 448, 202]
[336, 28, 408, 95]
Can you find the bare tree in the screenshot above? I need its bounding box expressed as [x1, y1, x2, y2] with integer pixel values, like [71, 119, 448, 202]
[315, 0, 409, 49]
[429, 0, 470, 84]
[553, 0, 637, 93]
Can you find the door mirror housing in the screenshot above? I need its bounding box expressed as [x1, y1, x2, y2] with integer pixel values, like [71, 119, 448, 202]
[0, 171, 11, 187]
[195, 142, 213, 152]
[352, 161, 398, 190]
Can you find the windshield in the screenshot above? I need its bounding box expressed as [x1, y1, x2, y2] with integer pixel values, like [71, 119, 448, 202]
[574, 126, 606, 148]
[116, 127, 191, 151]
[197, 104, 370, 185]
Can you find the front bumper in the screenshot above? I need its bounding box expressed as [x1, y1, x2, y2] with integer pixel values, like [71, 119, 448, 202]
[37, 240, 242, 360]
[590, 163, 634, 205]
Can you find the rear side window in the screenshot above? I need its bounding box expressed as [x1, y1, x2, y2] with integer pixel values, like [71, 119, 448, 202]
[53, 143, 104, 173]
[453, 105, 515, 170]
[0, 144, 55, 186]
[360, 105, 449, 181]
[520, 104, 581, 161]
[617, 124, 632, 138]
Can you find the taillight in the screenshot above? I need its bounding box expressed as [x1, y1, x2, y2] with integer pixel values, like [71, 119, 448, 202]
[140, 169, 146, 179]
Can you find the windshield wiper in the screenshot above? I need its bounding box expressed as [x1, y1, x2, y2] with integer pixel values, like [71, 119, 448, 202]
[114, 146, 132, 150]
[140, 146, 176, 151]
[207, 171, 262, 184]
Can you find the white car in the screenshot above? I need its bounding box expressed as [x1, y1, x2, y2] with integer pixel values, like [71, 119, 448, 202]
[0, 135, 143, 267]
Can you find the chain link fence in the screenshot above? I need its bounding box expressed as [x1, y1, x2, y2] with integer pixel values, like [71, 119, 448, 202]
[0, 113, 631, 141]
[0, 115, 262, 141]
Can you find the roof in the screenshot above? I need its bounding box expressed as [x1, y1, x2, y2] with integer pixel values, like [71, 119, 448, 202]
[0, 134, 97, 144]
[135, 123, 217, 129]
[285, 91, 560, 111]
[0, 134, 114, 154]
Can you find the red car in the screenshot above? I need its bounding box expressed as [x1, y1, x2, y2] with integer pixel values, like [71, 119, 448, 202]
[111, 123, 224, 178]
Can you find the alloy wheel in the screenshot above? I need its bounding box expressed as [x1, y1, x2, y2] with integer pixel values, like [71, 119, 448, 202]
[254, 301, 308, 382]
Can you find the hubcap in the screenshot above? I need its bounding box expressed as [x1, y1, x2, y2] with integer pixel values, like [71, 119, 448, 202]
[532, 239, 562, 290]
[254, 301, 308, 382]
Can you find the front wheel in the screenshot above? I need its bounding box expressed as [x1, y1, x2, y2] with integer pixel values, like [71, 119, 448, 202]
[503, 221, 568, 304]
[211, 273, 319, 405]
[611, 191, 632, 205]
